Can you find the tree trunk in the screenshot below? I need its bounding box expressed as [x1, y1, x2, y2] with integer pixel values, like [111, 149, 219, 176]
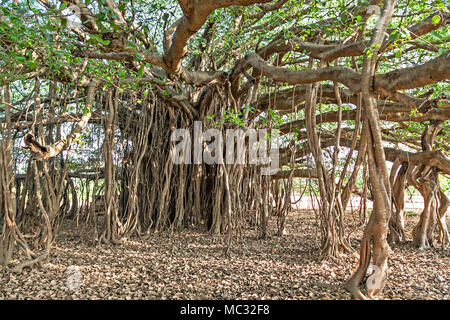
[345, 0, 395, 299]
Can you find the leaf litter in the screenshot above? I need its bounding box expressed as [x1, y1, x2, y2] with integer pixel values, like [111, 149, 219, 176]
[0, 210, 448, 300]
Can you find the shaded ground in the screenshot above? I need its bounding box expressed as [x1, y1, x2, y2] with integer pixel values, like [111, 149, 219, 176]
[0, 210, 449, 300]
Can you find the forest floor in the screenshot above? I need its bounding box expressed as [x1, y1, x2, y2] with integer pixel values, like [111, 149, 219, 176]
[0, 210, 449, 300]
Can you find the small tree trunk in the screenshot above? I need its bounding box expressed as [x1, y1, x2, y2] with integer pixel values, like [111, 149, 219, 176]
[412, 171, 438, 248]
[388, 163, 408, 244]
[436, 190, 449, 247]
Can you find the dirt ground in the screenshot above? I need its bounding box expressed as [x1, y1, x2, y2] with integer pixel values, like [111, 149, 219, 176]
[0, 210, 449, 300]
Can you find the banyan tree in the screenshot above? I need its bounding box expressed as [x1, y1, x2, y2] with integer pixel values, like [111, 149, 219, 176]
[0, 0, 449, 299]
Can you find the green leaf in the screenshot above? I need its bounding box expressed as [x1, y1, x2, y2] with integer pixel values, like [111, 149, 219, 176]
[28, 61, 38, 70]
[432, 15, 441, 25]
[430, 30, 444, 41]
[388, 30, 399, 42]
[134, 53, 145, 61]
[401, 27, 411, 40]
[138, 64, 144, 77]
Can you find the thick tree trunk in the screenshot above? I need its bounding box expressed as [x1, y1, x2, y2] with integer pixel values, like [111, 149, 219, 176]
[99, 89, 120, 245]
[345, 0, 395, 299]
[410, 121, 443, 248]
[411, 168, 439, 248]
